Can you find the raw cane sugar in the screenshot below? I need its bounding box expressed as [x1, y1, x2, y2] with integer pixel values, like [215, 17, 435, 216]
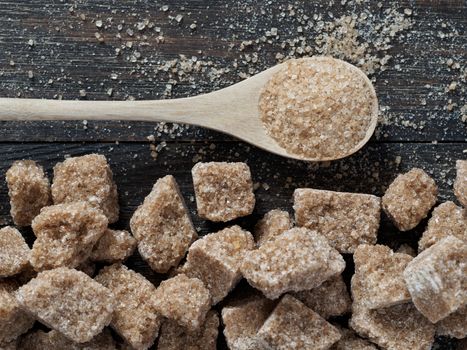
[241, 227, 345, 299]
[351, 244, 412, 310]
[95, 264, 161, 350]
[254, 209, 292, 246]
[0, 226, 30, 277]
[257, 294, 341, 350]
[258, 57, 377, 160]
[192, 162, 255, 222]
[6, 160, 51, 226]
[90, 229, 136, 263]
[52, 154, 119, 223]
[181, 225, 255, 304]
[130, 175, 197, 273]
[153, 274, 211, 332]
[16, 267, 115, 343]
[382, 168, 438, 231]
[293, 189, 380, 253]
[403, 236, 467, 323]
[30, 201, 108, 271]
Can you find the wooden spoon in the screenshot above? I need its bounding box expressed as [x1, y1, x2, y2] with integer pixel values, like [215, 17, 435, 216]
[0, 58, 378, 161]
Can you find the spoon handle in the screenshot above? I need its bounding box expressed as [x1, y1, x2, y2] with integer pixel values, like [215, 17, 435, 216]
[0, 96, 226, 130]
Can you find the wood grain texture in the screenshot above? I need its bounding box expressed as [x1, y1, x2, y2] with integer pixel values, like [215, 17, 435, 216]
[0, 0, 465, 349]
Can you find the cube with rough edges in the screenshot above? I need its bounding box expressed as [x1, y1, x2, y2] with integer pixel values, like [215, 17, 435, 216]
[257, 295, 341, 350]
[192, 162, 255, 222]
[52, 154, 119, 223]
[16, 267, 115, 343]
[403, 236, 467, 323]
[6, 160, 51, 226]
[254, 209, 292, 246]
[130, 175, 197, 273]
[30, 201, 108, 271]
[382, 168, 438, 231]
[90, 229, 136, 263]
[294, 189, 380, 253]
[95, 264, 161, 350]
[0, 226, 30, 277]
[241, 227, 345, 299]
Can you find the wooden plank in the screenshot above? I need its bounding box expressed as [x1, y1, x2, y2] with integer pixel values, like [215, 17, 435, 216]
[0, 0, 465, 142]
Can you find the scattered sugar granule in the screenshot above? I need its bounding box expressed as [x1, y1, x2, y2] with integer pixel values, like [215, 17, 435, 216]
[382, 168, 438, 231]
[350, 303, 435, 350]
[259, 57, 377, 160]
[254, 209, 292, 246]
[0, 226, 30, 277]
[6, 160, 51, 226]
[153, 274, 211, 332]
[95, 264, 161, 350]
[222, 294, 276, 350]
[18, 329, 116, 350]
[454, 160, 467, 207]
[241, 227, 345, 299]
[90, 229, 136, 263]
[192, 162, 255, 222]
[257, 295, 341, 350]
[403, 236, 467, 323]
[330, 326, 378, 350]
[16, 267, 115, 343]
[180, 225, 255, 304]
[130, 175, 197, 273]
[158, 310, 219, 350]
[0, 280, 34, 344]
[30, 201, 108, 271]
[5, 160, 51, 226]
[351, 244, 412, 310]
[292, 274, 351, 319]
[436, 305, 467, 339]
[52, 154, 119, 223]
[418, 201, 466, 252]
[293, 189, 380, 253]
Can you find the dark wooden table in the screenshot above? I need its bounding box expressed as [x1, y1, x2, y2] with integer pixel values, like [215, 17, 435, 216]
[0, 1, 465, 349]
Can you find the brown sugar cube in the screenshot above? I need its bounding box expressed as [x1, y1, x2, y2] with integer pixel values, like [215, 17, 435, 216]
[192, 162, 255, 222]
[130, 175, 197, 273]
[95, 264, 161, 350]
[90, 229, 136, 263]
[0, 280, 34, 344]
[16, 267, 115, 343]
[254, 209, 292, 246]
[52, 154, 119, 223]
[403, 236, 467, 323]
[330, 326, 378, 350]
[455, 160, 467, 207]
[158, 310, 219, 350]
[181, 225, 255, 304]
[153, 274, 211, 332]
[293, 189, 380, 253]
[350, 303, 435, 350]
[0, 226, 30, 277]
[292, 274, 351, 319]
[382, 168, 438, 231]
[436, 305, 467, 339]
[18, 329, 116, 350]
[419, 201, 466, 252]
[221, 295, 276, 350]
[30, 201, 108, 271]
[257, 295, 341, 350]
[351, 244, 412, 310]
[6, 160, 51, 226]
[241, 227, 345, 299]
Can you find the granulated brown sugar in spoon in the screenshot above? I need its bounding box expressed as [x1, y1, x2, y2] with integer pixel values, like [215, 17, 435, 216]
[0, 56, 378, 162]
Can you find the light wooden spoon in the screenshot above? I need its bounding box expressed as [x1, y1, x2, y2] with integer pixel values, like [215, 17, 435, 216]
[0, 58, 378, 161]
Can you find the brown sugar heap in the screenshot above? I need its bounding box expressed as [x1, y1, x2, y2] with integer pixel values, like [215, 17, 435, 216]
[259, 57, 377, 160]
[5, 160, 51, 227]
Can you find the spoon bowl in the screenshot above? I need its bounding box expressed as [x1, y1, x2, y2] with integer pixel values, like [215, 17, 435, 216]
[0, 58, 378, 161]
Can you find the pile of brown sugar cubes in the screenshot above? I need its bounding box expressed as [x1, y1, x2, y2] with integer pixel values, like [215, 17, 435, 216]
[0, 154, 465, 350]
